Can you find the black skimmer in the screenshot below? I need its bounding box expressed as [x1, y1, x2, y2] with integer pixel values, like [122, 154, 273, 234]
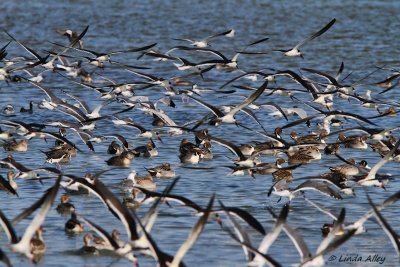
[221, 200, 287, 266]
[268, 179, 342, 201]
[275, 19, 336, 58]
[0, 154, 61, 179]
[0, 249, 11, 267]
[134, 186, 265, 235]
[6, 26, 89, 70]
[0, 176, 61, 261]
[173, 29, 234, 48]
[0, 171, 17, 196]
[185, 81, 269, 126]
[66, 175, 141, 243]
[169, 194, 215, 267]
[56, 28, 85, 48]
[367, 194, 400, 255]
[0, 171, 18, 196]
[112, 117, 162, 141]
[51, 41, 157, 67]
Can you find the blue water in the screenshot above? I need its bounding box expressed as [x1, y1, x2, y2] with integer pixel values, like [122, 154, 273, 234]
[0, 1, 400, 266]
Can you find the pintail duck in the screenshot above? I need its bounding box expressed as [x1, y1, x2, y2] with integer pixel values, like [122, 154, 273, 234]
[93, 229, 124, 250]
[106, 151, 135, 167]
[107, 140, 123, 155]
[30, 226, 46, 255]
[272, 168, 293, 183]
[199, 140, 213, 160]
[194, 128, 210, 145]
[134, 141, 158, 157]
[324, 143, 341, 155]
[329, 158, 357, 175]
[329, 159, 369, 176]
[122, 188, 143, 209]
[338, 134, 369, 149]
[1, 139, 28, 152]
[65, 212, 84, 234]
[286, 146, 321, 164]
[146, 162, 176, 178]
[56, 194, 75, 215]
[120, 170, 156, 191]
[179, 138, 201, 164]
[252, 158, 286, 175]
[318, 172, 353, 195]
[290, 130, 327, 145]
[370, 141, 390, 154]
[78, 233, 99, 255]
[239, 144, 254, 156]
[133, 173, 156, 191]
[20, 101, 33, 113]
[2, 104, 15, 115]
[43, 146, 73, 165]
[254, 141, 284, 155]
[226, 165, 254, 176]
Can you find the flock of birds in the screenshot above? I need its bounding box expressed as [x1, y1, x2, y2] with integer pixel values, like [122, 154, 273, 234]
[0, 18, 399, 267]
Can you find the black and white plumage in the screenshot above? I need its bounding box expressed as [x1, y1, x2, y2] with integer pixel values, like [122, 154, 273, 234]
[133, 186, 265, 235]
[173, 29, 234, 48]
[222, 201, 288, 266]
[186, 81, 269, 126]
[268, 179, 342, 201]
[367, 194, 400, 255]
[275, 19, 336, 58]
[0, 176, 61, 261]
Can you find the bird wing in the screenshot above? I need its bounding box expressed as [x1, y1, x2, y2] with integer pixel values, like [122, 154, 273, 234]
[294, 19, 336, 49]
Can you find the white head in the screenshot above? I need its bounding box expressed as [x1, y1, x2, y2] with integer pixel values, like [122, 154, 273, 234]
[127, 170, 137, 181]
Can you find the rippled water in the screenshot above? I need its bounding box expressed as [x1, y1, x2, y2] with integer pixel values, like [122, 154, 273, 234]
[0, 1, 400, 266]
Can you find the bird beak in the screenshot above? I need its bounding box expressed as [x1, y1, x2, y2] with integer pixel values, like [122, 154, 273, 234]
[157, 135, 163, 143]
[163, 198, 172, 207]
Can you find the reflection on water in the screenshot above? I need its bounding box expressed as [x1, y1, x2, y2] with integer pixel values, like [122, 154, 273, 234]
[0, 1, 400, 266]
